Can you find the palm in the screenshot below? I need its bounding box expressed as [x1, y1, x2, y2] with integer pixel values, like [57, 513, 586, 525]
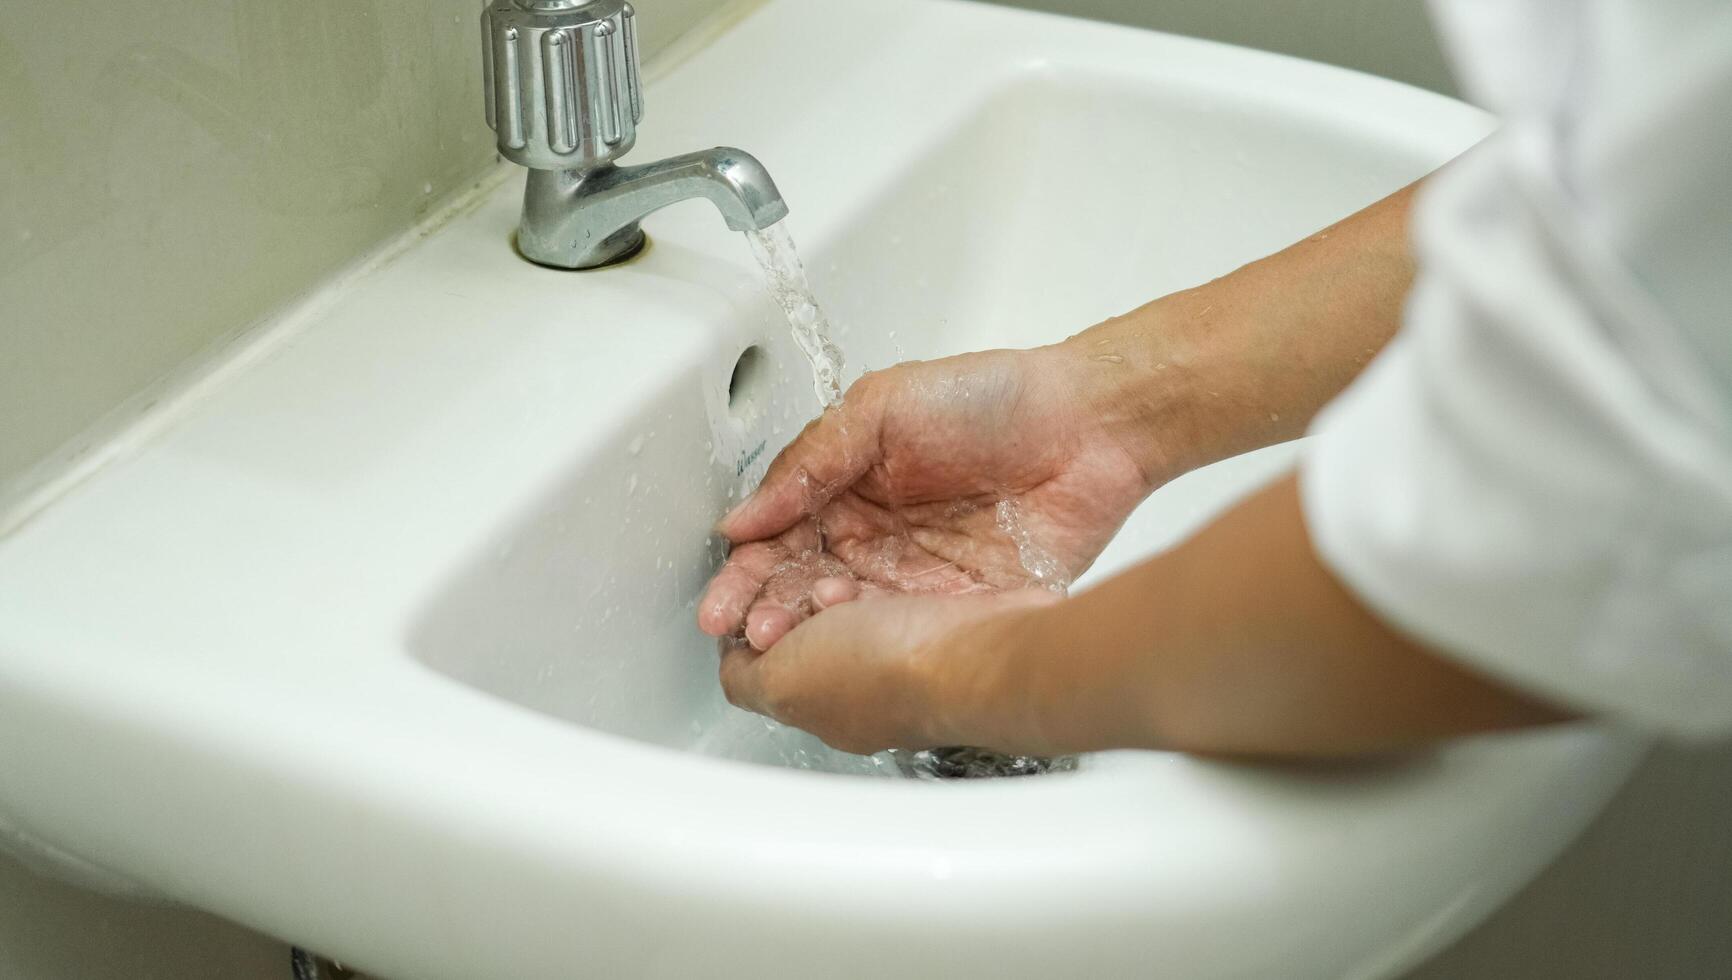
[699, 349, 1153, 650]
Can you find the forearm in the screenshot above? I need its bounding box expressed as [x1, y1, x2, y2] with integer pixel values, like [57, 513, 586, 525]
[962, 471, 1572, 758]
[1056, 183, 1421, 482]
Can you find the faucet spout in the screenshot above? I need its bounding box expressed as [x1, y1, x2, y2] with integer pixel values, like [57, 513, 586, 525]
[517, 147, 789, 270]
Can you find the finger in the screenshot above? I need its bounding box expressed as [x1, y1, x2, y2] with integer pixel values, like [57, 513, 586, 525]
[736, 528, 849, 648]
[719, 385, 884, 542]
[746, 603, 799, 651]
[718, 640, 766, 714]
[831, 533, 983, 594]
[697, 541, 787, 637]
[810, 576, 859, 610]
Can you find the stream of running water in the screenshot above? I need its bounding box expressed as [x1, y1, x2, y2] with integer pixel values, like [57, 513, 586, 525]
[740, 221, 1076, 779]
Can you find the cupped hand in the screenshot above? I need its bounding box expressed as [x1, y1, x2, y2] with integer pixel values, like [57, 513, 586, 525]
[718, 587, 1064, 756]
[697, 344, 1162, 650]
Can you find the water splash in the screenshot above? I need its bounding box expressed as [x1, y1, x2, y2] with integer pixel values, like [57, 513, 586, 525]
[747, 222, 846, 408]
[994, 497, 1071, 594]
[735, 223, 1077, 780]
[689, 708, 901, 777]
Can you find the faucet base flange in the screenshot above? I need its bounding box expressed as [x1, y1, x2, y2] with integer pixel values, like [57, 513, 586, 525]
[514, 223, 646, 271]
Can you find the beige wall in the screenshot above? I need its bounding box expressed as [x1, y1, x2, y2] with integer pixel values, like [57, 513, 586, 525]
[980, 0, 1457, 95]
[1407, 744, 1732, 979]
[0, 846, 286, 980]
[0, 0, 730, 510]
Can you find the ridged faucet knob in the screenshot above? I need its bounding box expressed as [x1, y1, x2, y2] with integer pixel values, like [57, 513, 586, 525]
[481, 0, 644, 171]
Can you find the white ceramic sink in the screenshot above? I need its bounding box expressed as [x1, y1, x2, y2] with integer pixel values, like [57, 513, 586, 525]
[0, 1, 1645, 978]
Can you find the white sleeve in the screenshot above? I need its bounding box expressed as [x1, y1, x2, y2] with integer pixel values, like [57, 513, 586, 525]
[1301, 2, 1732, 739]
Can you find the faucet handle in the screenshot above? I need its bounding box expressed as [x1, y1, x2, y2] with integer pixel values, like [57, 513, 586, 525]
[481, 0, 644, 171]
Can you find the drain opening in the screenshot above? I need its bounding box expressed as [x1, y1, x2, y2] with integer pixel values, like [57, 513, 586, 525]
[728, 345, 770, 419]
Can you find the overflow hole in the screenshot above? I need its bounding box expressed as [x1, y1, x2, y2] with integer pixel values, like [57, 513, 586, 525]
[728, 345, 769, 420]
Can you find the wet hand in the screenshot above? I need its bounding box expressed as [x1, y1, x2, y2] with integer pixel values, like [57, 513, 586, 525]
[718, 588, 1063, 755]
[697, 345, 1161, 650]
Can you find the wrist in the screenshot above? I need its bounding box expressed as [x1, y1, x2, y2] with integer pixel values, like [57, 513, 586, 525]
[917, 596, 1060, 754]
[1048, 286, 1244, 487]
[936, 594, 1153, 756]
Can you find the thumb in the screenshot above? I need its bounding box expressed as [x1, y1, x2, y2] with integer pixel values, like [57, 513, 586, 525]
[719, 397, 881, 542]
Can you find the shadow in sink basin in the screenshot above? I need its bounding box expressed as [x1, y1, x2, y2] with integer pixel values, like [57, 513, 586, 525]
[810, 71, 1450, 367]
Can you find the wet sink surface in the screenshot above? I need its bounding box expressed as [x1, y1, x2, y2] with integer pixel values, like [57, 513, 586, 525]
[0, 2, 1644, 979]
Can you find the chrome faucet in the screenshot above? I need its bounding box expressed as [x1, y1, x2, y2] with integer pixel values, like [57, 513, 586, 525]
[481, 0, 788, 269]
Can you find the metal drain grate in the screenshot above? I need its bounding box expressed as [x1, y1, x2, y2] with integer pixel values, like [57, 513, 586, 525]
[291, 948, 363, 980]
[895, 747, 1078, 779]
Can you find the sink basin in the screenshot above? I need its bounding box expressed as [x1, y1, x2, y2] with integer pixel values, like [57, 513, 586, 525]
[0, 1, 1644, 978]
